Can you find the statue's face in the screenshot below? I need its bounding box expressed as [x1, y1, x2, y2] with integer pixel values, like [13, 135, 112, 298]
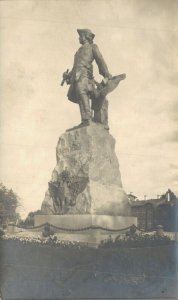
[79, 33, 87, 45]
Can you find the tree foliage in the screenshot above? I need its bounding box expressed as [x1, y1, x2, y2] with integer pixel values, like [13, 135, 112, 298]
[0, 182, 21, 224]
[20, 210, 43, 227]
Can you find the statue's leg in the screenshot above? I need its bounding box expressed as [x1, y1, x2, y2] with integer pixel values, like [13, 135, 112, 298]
[76, 78, 91, 124]
[78, 93, 91, 122]
[78, 99, 85, 122]
[78, 95, 90, 122]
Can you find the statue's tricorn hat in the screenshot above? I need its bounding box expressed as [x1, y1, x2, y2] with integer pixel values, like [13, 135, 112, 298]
[77, 28, 95, 40]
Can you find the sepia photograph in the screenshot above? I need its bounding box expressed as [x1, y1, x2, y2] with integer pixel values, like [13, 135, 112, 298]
[0, 0, 178, 299]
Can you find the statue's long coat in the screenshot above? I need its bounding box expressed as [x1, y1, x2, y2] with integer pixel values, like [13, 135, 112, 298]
[67, 43, 110, 103]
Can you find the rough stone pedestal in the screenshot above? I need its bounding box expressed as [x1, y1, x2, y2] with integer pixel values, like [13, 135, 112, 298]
[41, 122, 130, 216]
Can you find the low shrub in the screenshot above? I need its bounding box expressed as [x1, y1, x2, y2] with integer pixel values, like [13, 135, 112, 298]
[42, 223, 55, 237]
[0, 228, 5, 237]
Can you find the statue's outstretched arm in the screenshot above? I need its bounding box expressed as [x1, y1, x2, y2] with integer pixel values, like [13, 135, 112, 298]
[92, 44, 112, 79]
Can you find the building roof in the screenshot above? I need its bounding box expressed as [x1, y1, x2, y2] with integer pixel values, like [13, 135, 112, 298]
[129, 189, 178, 208]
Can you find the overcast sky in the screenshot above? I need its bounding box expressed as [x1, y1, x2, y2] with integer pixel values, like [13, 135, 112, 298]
[0, 0, 178, 217]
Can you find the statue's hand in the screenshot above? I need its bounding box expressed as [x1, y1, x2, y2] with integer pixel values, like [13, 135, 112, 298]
[63, 70, 69, 78]
[63, 70, 70, 80]
[103, 73, 113, 85]
[61, 69, 70, 86]
[103, 78, 109, 85]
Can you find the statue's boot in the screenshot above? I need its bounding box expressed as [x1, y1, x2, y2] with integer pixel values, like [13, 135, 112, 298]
[69, 93, 91, 129]
[66, 119, 91, 132]
[78, 93, 91, 119]
[74, 119, 91, 129]
[66, 92, 91, 131]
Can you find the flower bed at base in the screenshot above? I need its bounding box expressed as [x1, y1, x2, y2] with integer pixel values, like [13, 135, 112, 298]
[0, 230, 176, 249]
[99, 232, 174, 248]
[1, 234, 88, 249]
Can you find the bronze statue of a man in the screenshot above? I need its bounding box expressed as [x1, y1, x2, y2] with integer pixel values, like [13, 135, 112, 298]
[62, 29, 126, 128]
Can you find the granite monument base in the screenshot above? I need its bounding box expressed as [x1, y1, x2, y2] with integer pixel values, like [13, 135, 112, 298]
[41, 123, 130, 216]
